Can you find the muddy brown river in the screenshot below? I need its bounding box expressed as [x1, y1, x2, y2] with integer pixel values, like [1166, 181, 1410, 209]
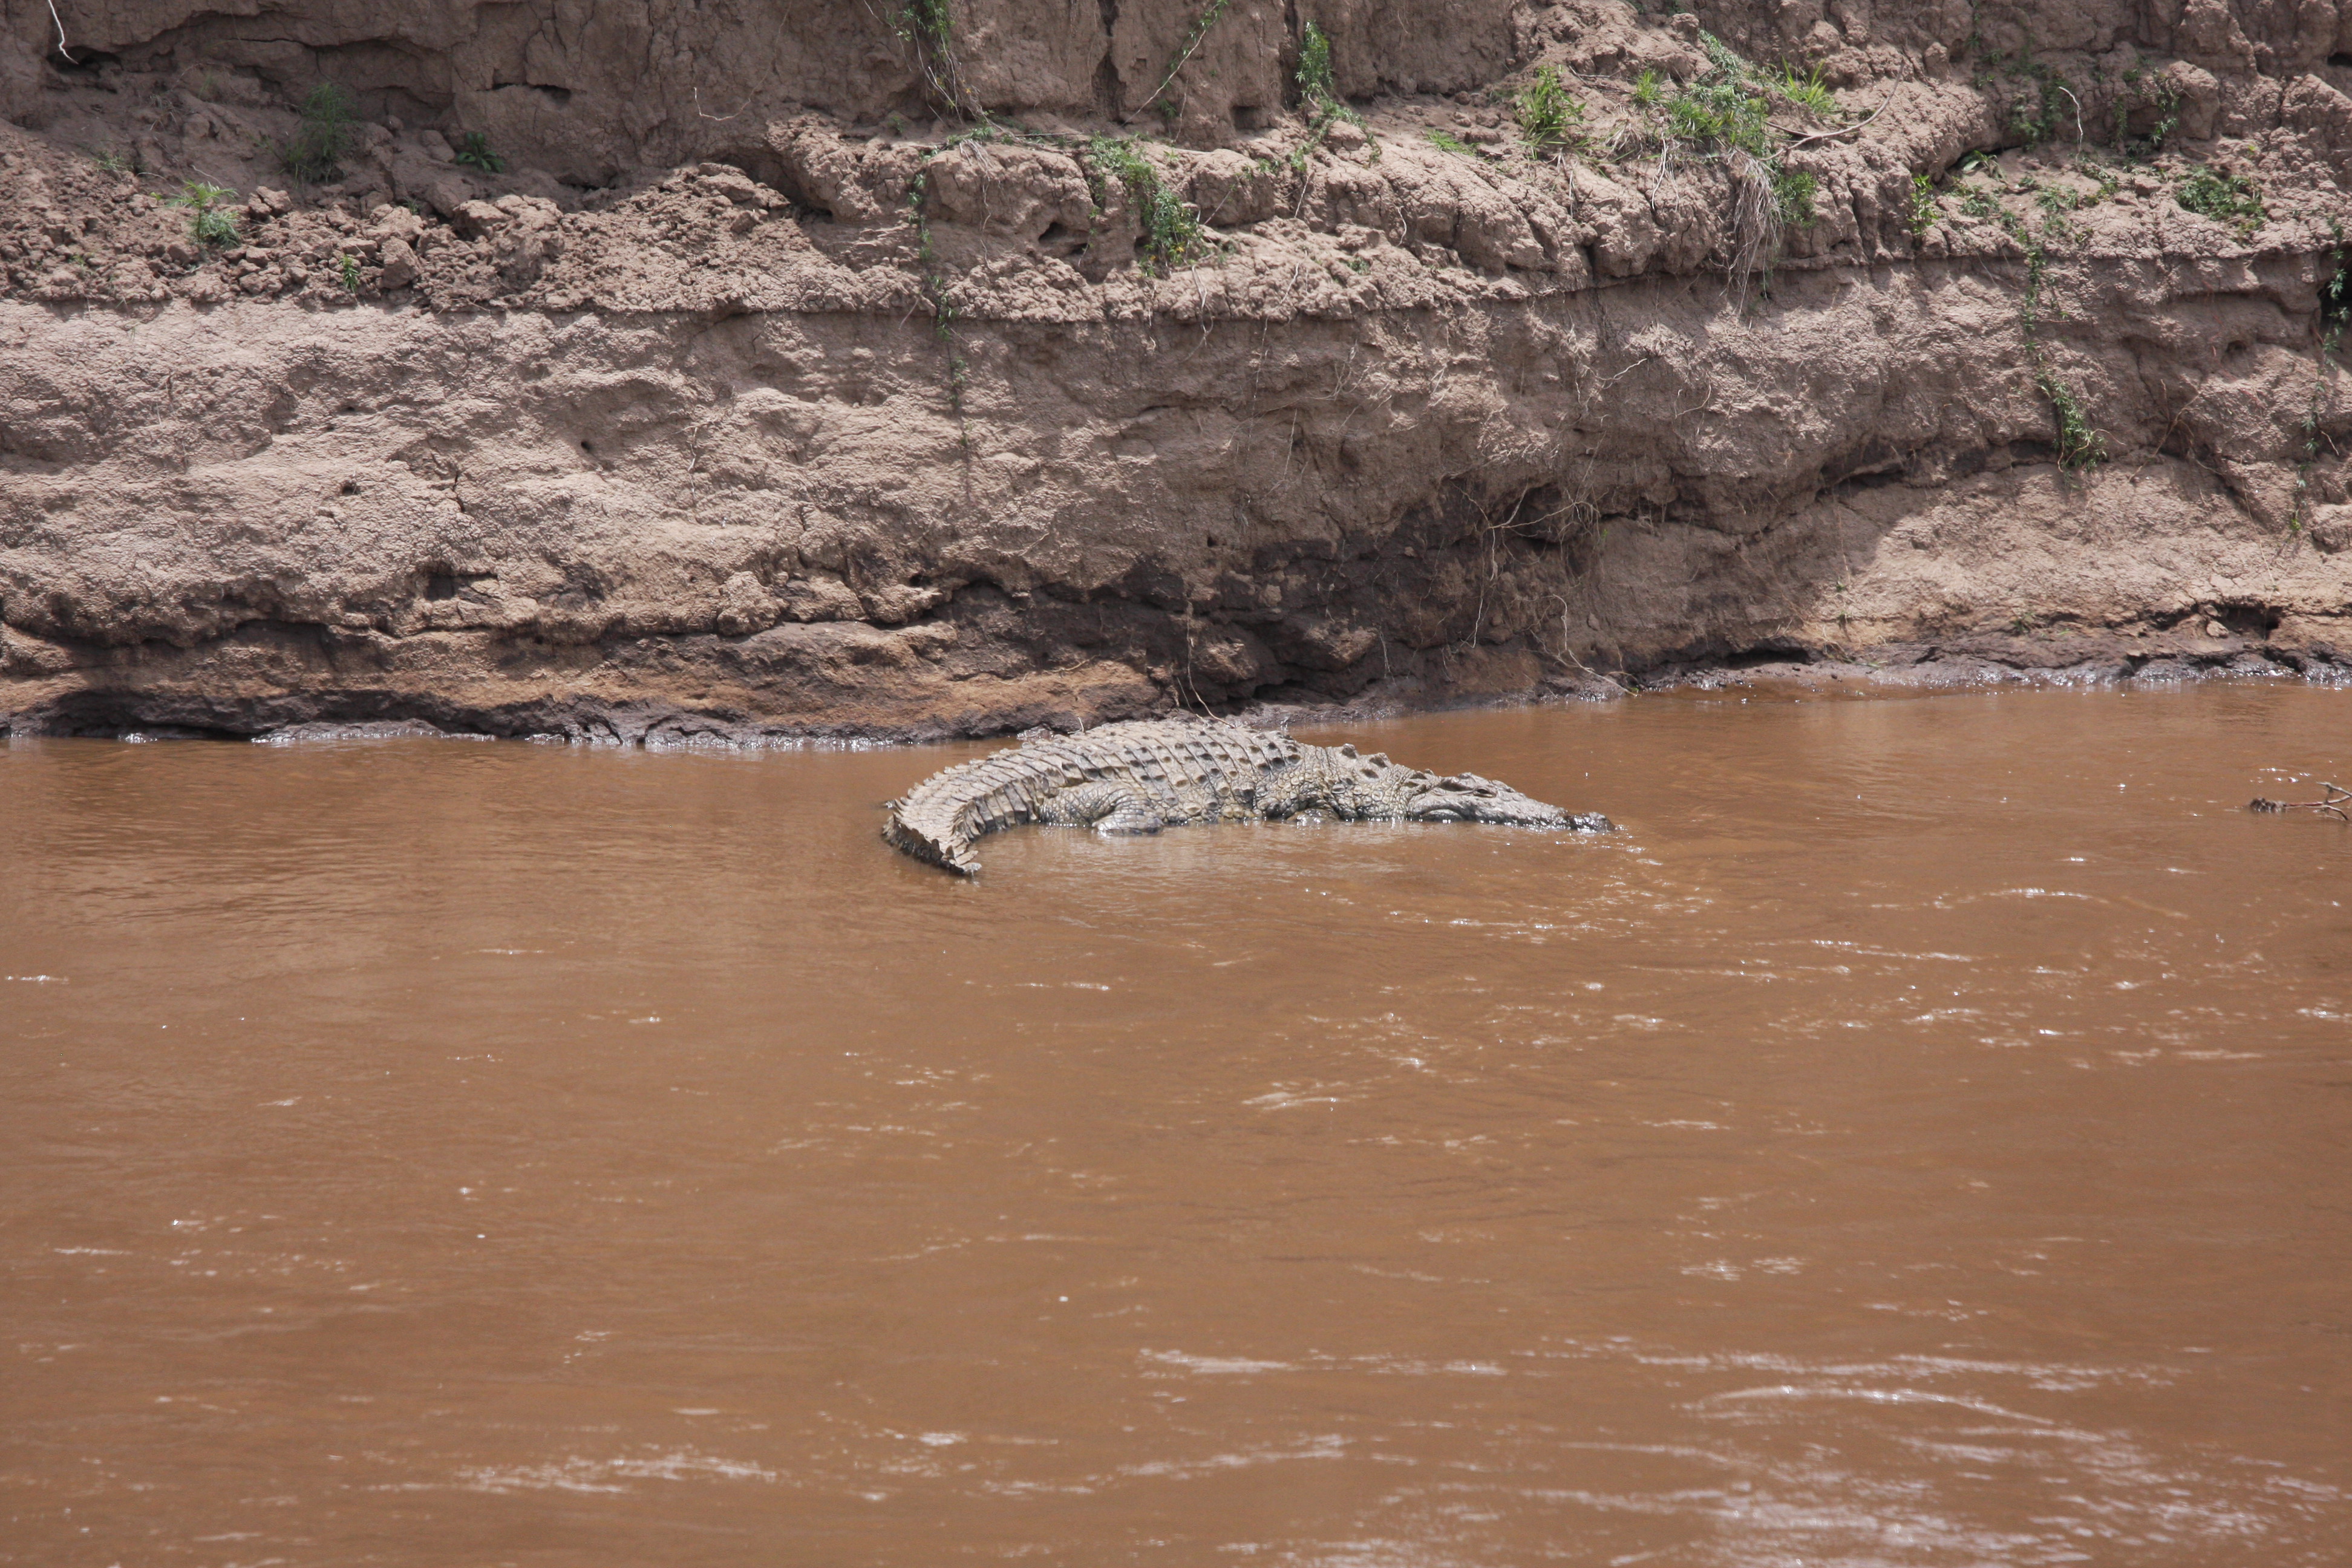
[3, 685, 2348, 1565]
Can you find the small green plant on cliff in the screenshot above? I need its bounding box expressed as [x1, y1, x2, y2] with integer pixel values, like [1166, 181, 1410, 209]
[93, 147, 134, 175]
[889, 0, 977, 115]
[2010, 68, 2074, 144]
[452, 131, 505, 172]
[2110, 67, 2178, 160]
[1762, 166, 1811, 225]
[169, 181, 241, 247]
[2039, 370, 2105, 469]
[1425, 127, 1480, 157]
[1957, 185, 2106, 468]
[1290, 22, 1376, 166]
[905, 172, 949, 328]
[1083, 136, 1205, 274]
[1632, 67, 1662, 108]
[1907, 173, 1938, 235]
[896, 0, 950, 47]
[903, 165, 972, 439]
[1700, 30, 1751, 80]
[279, 82, 353, 184]
[2009, 207, 2105, 469]
[1139, 0, 1233, 119]
[1514, 65, 1587, 154]
[2033, 185, 2085, 240]
[1296, 22, 1342, 113]
[2176, 164, 2264, 235]
[2068, 157, 2122, 204]
[1971, 36, 2081, 146]
[338, 251, 362, 294]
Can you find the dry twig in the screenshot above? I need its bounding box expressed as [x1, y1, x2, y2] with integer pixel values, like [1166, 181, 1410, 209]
[2249, 782, 2351, 820]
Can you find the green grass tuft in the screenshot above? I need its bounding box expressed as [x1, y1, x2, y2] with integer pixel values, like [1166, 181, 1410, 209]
[1514, 65, 1586, 153]
[280, 83, 353, 185]
[1664, 80, 1772, 158]
[1772, 64, 1838, 118]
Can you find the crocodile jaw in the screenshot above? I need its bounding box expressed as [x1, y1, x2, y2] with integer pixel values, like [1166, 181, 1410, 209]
[1400, 771, 1579, 828]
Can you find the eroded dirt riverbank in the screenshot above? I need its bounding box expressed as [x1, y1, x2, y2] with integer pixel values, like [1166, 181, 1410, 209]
[7, 0, 2352, 737]
[3, 685, 2347, 1564]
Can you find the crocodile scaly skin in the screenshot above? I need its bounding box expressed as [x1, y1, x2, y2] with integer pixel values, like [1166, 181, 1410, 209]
[884, 714, 1609, 875]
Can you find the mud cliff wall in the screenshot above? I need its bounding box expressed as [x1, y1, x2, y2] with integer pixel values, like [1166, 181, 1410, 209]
[4, 0, 2352, 739]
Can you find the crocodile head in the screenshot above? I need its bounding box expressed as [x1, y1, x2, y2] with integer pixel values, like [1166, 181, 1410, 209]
[1397, 768, 1611, 831]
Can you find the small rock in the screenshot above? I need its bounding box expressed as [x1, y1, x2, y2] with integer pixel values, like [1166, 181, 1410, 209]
[2204, 619, 2229, 638]
[370, 203, 426, 243]
[423, 178, 475, 220]
[377, 236, 419, 289]
[420, 129, 454, 162]
[453, 198, 509, 237]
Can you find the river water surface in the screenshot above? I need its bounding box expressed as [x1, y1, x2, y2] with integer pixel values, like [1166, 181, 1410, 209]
[3, 685, 2348, 1566]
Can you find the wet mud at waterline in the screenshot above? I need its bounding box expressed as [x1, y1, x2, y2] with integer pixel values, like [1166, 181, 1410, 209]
[3, 685, 2348, 1566]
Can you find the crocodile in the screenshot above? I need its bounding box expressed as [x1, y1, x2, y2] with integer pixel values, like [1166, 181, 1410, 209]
[883, 714, 1613, 875]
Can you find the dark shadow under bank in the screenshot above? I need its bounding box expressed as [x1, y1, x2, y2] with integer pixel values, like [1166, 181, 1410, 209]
[5, 626, 2347, 747]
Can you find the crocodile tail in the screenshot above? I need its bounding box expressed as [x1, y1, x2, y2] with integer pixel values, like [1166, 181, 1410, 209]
[884, 801, 982, 876]
[886, 742, 1075, 875]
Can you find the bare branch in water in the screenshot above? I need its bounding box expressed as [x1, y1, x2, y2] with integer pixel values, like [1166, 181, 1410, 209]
[2249, 782, 2351, 822]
